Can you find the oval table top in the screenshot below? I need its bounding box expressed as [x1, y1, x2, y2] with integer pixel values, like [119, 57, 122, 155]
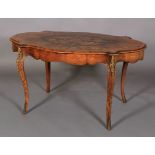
[10, 31, 146, 54]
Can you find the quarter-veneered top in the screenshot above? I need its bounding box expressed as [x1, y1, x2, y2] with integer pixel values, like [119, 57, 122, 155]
[10, 31, 146, 54]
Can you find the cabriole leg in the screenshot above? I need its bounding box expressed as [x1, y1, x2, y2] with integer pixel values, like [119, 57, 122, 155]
[106, 56, 116, 130]
[16, 47, 29, 114]
[121, 62, 128, 103]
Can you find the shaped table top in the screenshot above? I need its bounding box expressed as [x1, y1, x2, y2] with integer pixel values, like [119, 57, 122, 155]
[10, 31, 146, 54]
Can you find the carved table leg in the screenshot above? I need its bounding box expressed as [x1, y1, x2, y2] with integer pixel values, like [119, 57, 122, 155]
[16, 48, 29, 114]
[45, 62, 51, 93]
[121, 62, 128, 103]
[106, 55, 116, 130]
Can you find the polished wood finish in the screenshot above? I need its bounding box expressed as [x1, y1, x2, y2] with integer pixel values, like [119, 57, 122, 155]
[10, 31, 145, 54]
[10, 31, 146, 130]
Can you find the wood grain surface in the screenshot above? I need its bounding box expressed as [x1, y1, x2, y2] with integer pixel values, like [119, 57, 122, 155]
[10, 31, 146, 54]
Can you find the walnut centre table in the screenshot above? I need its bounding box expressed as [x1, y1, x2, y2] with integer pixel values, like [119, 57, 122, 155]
[10, 31, 146, 130]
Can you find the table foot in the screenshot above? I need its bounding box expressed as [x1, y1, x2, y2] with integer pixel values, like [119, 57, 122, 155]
[45, 62, 51, 93]
[121, 62, 128, 103]
[106, 55, 116, 131]
[106, 119, 111, 130]
[16, 47, 29, 113]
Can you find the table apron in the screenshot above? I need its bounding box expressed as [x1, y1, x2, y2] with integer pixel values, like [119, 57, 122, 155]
[12, 44, 144, 65]
[27, 50, 144, 65]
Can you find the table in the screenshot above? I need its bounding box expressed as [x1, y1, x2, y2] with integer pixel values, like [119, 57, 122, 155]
[10, 31, 146, 130]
